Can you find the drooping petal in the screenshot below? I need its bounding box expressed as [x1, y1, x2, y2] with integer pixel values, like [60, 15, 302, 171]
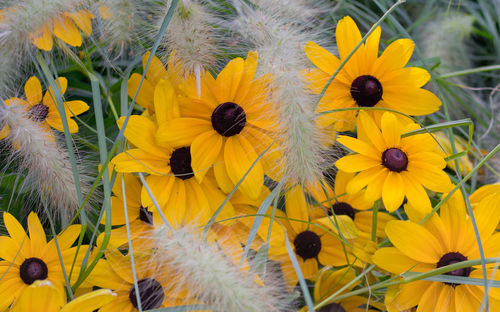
[191, 130, 223, 182]
[224, 135, 264, 200]
[53, 16, 83, 47]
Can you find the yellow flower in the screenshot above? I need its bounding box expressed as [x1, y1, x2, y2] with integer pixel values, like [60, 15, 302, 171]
[155, 51, 280, 200]
[304, 16, 441, 131]
[30, 10, 95, 51]
[10, 280, 116, 312]
[335, 111, 452, 213]
[274, 185, 356, 279]
[0, 212, 82, 310]
[97, 173, 159, 250]
[127, 52, 188, 113]
[0, 76, 89, 140]
[89, 250, 193, 311]
[111, 80, 234, 228]
[373, 191, 500, 311]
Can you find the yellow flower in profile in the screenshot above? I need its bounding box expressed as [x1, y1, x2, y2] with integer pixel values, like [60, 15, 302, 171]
[302, 267, 384, 312]
[30, 10, 95, 51]
[304, 16, 441, 131]
[373, 191, 500, 311]
[155, 51, 280, 200]
[335, 111, 452, 213]
[127, 52, 186, 113]
[0, 76, 89, 140]
[0, 212, 82, 311]
[10, 280, 116, 312]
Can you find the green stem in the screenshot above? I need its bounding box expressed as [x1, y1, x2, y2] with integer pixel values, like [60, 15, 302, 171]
[371, 200, 379, 242]
[438, 64, 500, 79]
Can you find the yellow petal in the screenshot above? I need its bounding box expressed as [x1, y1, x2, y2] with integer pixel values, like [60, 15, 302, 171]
[380, 112, 401, 147]
[224, 135, 264, 200]
[385, 220, 443, 263]
[141, 175, 175, 211]
[381, 67, 431, 90]
[213, 153, 234, 194]
[357, 111, 386, 152]
[373, 38, 414, 75]
[215, 57, 244, 103]
[156, 117, 212, 148]
[0, 125, 10, 140]
[304, 41, 340, 74]
[401, 172, 432, 214]
[24, 76, 43, 106]
[117, 115, 168, 158]
[43, 77, 68, 107]
[382, 172, 405, 212]
[61, 289, 117, 312]
[66, 10, 94, 36]
[345, 166, 387, 194]
[336, 16, 362, 60]
[142, 52, 168, 86]
[127, 73, 155, 111]
[383, 88, 441, 116]
[191, 130, 223, 182]
[112, 149, 170, 174]
[336, 135, 381, 158]
[373, 247, 433, 275]
[154, 79, 180, 125]
[234, 51, 258, 104]
[28, 212, 47, 256]
[10, 280, 64, 312]
[285, 185, 309, 234]
[31, 25, 53, 51]
[335, 154, 381, 173]
[53, 16, 83, 47]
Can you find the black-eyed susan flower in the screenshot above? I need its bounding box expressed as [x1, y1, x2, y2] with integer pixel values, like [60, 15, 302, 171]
[89, 250, 193, 311]
[373, 191, 500, 311]
[304, 16, 441, 131]
[10, 280, 116, 312]
[0, 212, 82, 310]
[111, 81, 234, 228]
[0, 76, 89, 139]
[269, 185, 356, 279]
[97, 173, 159, 250]
[29, 10, 95, 51]
[155, 51, 280, 200]
[335, 111, 452, 213]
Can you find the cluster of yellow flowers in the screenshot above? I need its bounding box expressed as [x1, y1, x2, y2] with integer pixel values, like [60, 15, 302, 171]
[0, 5, 499, 311]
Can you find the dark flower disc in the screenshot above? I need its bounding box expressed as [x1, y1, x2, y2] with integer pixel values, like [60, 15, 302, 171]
[139, 205, 154, 225]
[318, 303, 347, 312]
[20, 257, 48, 285]
[294, 230, 322, 260]
[129, 278, 165, 310]
[28, 104, 49, 122]
[330, 202, 356, 220]
[350, 75, 383, 107]
[211, 102, 246, 137]
[382, 148, 408, 172]
[437, 252, 471, 286]
[169, 147, 194, 180]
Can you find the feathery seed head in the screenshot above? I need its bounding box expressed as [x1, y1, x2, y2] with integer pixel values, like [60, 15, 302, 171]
[150, 225, 295, 311]
[0, 99, 89, 223]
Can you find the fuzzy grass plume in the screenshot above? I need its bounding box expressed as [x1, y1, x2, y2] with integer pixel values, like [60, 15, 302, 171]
[0, 99, 87, 222]
[0, 0, 92, 90]
[151, 225, 294, 312]
[158, 0, 218, 90]
[229, 0, 333, 184]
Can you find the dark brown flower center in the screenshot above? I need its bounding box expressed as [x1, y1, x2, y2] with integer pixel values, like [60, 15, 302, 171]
[20, 257, 48, 285]
[169, 147, 194, 180]
[382, 148, 408, 172]
[139, 205, 153, 225]
[211, 102, 246, 137]
[318, 303, 347, 312]
[329, 202, 356, 220]
[350, 75, 383, 107]
[436, 252, 470, 287]
[129, 278, 165, 310]
[28, 104, 49, 122]
[294, 230, 322, 260]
